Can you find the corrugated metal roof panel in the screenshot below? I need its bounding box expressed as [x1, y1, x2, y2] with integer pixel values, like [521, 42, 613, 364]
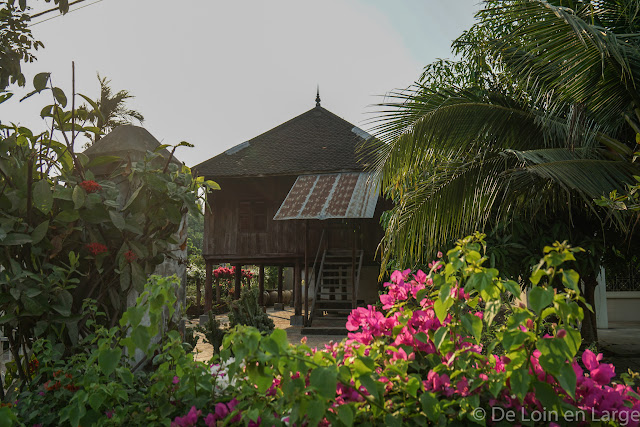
[274, 172, 379, 220]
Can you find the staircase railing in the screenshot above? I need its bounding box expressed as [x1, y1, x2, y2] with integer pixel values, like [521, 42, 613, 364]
[307, 229, 326, 326]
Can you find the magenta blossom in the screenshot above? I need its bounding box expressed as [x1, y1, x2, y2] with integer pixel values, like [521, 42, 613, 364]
[171, 406, 201, 427]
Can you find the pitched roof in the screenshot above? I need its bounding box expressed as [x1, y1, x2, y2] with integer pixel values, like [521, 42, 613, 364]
[84, 125, 182, 165]
[193, 106, 373, 178]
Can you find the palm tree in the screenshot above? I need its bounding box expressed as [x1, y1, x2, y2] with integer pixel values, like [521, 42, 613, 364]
[370, 0, 640, 342]
[86, 74, 144, 143]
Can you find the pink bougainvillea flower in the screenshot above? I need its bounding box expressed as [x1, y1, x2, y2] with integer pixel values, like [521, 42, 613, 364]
[214, 402, 229, 419]
[172, 375, 180, 384]
[582, 349, 602, 371]
[204, 413, 216, 427]
[85, 242, 108, 255]
[79, 180, 102, 193]
[171, 406, 201, 427]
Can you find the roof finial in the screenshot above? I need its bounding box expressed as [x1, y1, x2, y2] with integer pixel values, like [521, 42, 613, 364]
[315, 85, 321, 107]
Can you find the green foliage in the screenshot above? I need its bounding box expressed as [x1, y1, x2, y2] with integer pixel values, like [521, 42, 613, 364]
[4, 235, 638, 426]
[371, 0, 640, 273]
[228, 287, 274, 333]
[5, 276, 217, 426]
[0, 75, 218, 390]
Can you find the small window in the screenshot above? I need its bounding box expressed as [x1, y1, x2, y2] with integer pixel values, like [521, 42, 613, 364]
[239, 200, 267, 232]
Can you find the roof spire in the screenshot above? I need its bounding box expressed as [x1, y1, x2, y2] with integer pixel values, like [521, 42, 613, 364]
[315, 85, 321, 107]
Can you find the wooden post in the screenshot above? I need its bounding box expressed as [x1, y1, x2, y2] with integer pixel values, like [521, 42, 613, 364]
[215, 277, 221, 304]
[195, 277, 201, 314]
[277, 266, 283, 304]
[258, 265, 265, 306]
[304, 221, 309, 326]
[204, 261, 213, 312]
[352, 227, 356, 309]
[234, 264, 242, 299]
[294, 260, 302, 316]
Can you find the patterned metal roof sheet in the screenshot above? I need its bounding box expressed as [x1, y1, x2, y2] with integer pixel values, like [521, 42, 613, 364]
[274, 172, 379, 220]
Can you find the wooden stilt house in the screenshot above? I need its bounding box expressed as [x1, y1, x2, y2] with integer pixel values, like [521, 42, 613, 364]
[193, 94, 385, 327]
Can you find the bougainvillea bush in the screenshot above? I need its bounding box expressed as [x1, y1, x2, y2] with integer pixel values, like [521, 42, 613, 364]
[5, 235, 640, 426]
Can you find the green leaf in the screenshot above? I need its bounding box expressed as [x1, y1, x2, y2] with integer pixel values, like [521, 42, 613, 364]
[434, 297, 453, 324]
[484, 299, 500, 327]
[561, 270, 580, 291]
[529, 269, 546, 285]
[510, 367, 531, 402]
[86, 155, 119, 169]
[72, 185, 86, 210]
[98, 347, 122, 376]
[467, 271, 492, 292]
[30, 220, 49, 244]
[309, 366, 337, 398]
[2, 233, 32, 245]
[556, 363, 577, 398]
[0, 406, 19, 427]
[533, 382, 562, 413]
[384, 414, 402, 427]
[33, 179, 54, 214]
[528, 286, 554, 313]
[205, 180, 221, 190]
[0, 92, 13, 105]
[462, 312, 483, 343]
[33, 72, 50, 91]
[358, 374, 381, 401]
[52, 290, 73, 317]
[120, 264, 131, 291]
[131, 326, 150, 351]
[420, 391, 440, 422]
[122, 186, 143, 211]
[56, 210, 80, 222]
[307, 400, 325, 427]
[131, 261, 146, 292]
[52, 87, 67, 107]
[433, 327, 448, 350]
[336, 404, 354, 427]
[109, 210, 126, 230]
[503, 280, 521, 298]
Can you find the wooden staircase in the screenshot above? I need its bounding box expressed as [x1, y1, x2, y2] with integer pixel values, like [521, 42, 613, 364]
[306, 249, 363, 332]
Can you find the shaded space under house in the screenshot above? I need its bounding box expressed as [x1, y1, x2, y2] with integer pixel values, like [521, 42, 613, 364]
[193, 93, 387, 330]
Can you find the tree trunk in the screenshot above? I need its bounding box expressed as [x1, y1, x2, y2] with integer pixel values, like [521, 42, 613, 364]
[581, 273, 599, 344]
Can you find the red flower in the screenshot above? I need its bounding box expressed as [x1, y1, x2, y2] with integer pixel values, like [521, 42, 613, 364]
[85, 242, 108, 255]
[124, 250, 137, 262]
[79, 180, 102, 193]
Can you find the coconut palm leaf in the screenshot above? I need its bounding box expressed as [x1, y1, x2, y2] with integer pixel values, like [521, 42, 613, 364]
[371, 0, 640, 270]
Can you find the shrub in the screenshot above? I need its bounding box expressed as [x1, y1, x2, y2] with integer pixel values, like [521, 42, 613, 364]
[5, 235, 640, 426]
[0, 75, 218, 385]
[196, 313, 227, 355]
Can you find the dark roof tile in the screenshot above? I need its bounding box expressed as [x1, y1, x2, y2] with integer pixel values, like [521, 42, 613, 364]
[193, 106, 372, 177]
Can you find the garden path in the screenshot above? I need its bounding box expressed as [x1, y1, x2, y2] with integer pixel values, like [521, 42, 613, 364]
[598, 322, 640, 378]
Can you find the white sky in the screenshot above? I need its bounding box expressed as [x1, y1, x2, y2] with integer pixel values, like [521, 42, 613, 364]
[2, 0, 480, 168]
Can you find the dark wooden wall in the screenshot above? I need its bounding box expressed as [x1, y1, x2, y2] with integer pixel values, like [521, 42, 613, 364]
[203, 176, 386, 265]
